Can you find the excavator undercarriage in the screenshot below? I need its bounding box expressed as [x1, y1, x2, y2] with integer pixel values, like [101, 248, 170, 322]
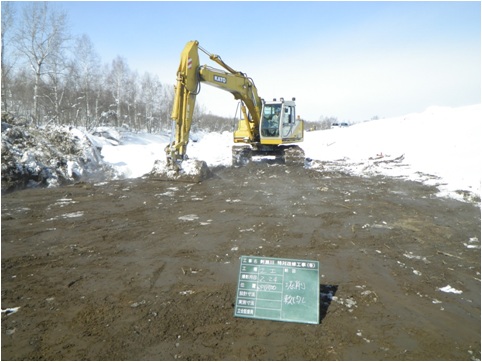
[232, 145, 305, 167]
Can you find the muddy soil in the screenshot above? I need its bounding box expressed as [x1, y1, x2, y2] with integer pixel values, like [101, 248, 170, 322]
[1, 162, 480, 360]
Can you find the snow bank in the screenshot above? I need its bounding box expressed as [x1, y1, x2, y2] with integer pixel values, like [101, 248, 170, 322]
[1, 119, 117, 191]
[303, 104, 481, 202]
[100, 131, 232, 178]
[101, 142, 166, 179]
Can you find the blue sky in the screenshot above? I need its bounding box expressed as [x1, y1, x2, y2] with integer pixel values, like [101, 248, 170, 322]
[38, 2, 482, 121]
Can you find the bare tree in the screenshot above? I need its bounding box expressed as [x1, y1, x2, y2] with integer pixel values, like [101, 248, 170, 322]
[44, 34, 72, 125]
[318, 115, 332, 130]
[1, 2, 15, 112]
[107, 56, 130, 127]
[160, 85, 175, 133]
[9, 68, 33, 115]
[13, 2, 69, 125]
[72, 34, 100, 128]
[125, 70, 140, 130]
[91, 62, 112, 127]
[44, 53, 67, 124]
[140, 72, 163, 132]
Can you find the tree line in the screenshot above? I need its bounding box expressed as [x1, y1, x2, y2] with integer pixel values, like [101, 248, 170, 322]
[1, 2, 349, 134]
[1, 2, 237, 133]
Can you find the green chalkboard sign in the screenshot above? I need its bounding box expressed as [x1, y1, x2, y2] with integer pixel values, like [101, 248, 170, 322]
[234, 256, 320, 324]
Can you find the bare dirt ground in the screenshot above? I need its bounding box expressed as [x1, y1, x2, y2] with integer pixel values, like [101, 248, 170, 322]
[1, 161, 480, 360]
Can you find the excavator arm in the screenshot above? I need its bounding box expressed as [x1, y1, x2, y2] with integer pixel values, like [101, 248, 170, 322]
[167, 40, 262, 167]
[168, 41, 200, 166]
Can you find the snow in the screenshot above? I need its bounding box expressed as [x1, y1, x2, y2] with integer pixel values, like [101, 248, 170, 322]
[100, 130, 233, 178]
[302, 104, 481, 202]
[100, 104, 481, 204]
[1, 122, 115, 190]
[438, 285, 463, 294]
[2, 104, 480, 205]
[1, 307, 20, 315]
[100, 131, 169, 179]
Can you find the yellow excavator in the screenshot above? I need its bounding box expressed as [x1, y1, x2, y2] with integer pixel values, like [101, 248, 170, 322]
[166, 40, 304, 173]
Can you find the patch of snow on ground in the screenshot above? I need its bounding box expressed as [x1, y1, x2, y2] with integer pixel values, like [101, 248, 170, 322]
[438, 285, 463, 294]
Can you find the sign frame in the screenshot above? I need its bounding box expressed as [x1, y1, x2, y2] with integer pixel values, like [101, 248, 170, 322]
[234, 256, 320, 324]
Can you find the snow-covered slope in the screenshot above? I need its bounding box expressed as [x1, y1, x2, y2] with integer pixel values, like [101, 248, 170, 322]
[302, 104, 481, 202]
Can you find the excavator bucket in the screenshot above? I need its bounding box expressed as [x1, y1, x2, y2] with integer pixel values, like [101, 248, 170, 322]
[148, 159, 211, 183]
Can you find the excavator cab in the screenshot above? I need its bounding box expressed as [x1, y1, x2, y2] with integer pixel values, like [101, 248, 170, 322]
[232, 97, 305, 166]
[259, 98, 304, 145]
[261, 104, 281, 137]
